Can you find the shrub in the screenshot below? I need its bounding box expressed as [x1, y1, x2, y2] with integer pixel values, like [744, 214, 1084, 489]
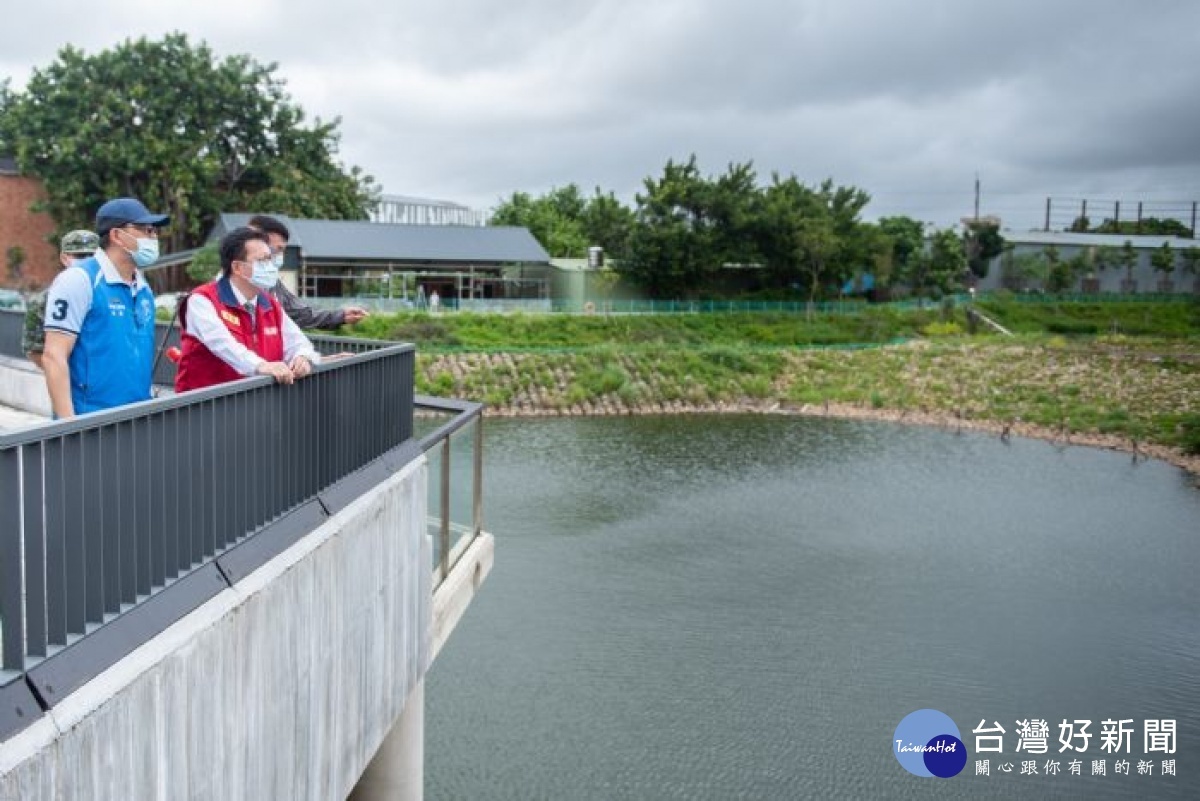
[922, 321, 963, 337]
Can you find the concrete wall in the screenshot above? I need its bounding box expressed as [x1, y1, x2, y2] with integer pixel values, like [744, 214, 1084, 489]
[0, 457, 431, 801]
[0, 354, 52, 416]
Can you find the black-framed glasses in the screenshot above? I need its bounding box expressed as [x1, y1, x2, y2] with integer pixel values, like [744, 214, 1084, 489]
[123, 224, 160, 238]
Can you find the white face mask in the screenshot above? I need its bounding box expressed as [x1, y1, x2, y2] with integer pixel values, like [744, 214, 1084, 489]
[250, 259, 279, 290]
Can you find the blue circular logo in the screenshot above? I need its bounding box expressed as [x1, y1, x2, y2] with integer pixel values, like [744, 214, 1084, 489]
[893, 709, 967, 778]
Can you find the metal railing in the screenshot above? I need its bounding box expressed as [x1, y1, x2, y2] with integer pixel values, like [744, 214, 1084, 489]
[415, 396, 484, 588]
[0, 308, 394, 377]
[0, 343, 417, 736]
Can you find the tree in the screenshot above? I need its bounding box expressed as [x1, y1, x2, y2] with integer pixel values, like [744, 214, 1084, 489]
[877, 216, 925, 290]
[624, 156, 717, 297]
[707, 161, 764, 269]
[590, 266, 621, 313]
[1118, 240, 1138, 291]
[1005, 251, 1049, 291]
[491, 184, 636, 261]
[1094, 216, 1193, 237]
[1042, 245, 1070, 293]
[962, 219, 1005, 279]
[1092, 244, 1118, 275]
[0, 34, 377, 253]
[919, 229, 968, 299]
[1150, 242, 1177, 289]
[187, 241, 220, 284]
[1180, 246, 1200, 288]
[491, 188, 588, 257]
[1047, 247, 1088, 293]
[581, 189, 635, 261]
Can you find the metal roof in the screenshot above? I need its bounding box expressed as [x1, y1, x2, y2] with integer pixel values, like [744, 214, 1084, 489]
[212, 214, 549, 264]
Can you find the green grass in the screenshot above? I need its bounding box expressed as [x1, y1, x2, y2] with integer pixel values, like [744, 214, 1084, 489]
[976, 298, 1199, 338]
[394, 302, 1199, 455]
[349, 298, 1199, 353]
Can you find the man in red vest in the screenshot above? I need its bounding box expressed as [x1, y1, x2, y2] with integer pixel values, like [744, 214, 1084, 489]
[175, 227, 320, 392]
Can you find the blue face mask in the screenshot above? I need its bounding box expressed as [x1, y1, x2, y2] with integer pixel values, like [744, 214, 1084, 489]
[250, 259, 279, 290]
[121, 232, 159, 268]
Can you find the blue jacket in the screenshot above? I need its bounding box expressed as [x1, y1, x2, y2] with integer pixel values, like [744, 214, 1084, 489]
[67, 258, 156, 414]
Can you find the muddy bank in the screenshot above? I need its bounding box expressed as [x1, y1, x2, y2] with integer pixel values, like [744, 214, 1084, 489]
[483, 397, 1200, 480]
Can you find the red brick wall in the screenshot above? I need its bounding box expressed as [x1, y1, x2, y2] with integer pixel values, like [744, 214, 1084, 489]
[0, 174, 59, 290]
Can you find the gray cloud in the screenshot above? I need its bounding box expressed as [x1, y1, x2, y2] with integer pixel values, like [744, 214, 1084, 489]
[3, 0, 1200, 232]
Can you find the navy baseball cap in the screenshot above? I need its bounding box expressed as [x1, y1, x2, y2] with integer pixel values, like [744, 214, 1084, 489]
[95, 197, 170, 235]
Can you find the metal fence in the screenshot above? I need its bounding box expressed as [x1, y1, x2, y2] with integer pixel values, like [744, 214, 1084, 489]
[0, 309, 396, 387]
[0, 343, 418, 737]
[416, 396, 484, 587]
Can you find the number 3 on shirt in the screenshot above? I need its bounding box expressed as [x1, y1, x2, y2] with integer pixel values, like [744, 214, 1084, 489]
[51, 299, 68, 321]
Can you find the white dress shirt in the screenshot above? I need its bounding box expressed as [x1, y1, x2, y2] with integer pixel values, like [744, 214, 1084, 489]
[185, 282, 321, 376]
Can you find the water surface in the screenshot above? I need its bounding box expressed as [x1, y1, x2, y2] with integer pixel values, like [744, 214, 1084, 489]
[428, 415, 1199, 800]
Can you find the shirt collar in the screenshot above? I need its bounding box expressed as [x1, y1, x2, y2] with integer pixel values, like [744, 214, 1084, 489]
[216, 275, 269, 310]
[95, 249, 145, 292]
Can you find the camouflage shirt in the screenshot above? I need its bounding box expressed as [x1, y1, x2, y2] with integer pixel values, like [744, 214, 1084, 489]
[21, 291, 47, 355]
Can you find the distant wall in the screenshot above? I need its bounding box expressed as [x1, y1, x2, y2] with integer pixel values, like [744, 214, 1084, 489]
[0, 458, 431, 801]
[0, 174, 57, 290]
[978, 236, 1200, 293]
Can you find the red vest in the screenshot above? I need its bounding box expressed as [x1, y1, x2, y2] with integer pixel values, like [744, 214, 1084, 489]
[175, 278, 286, 392]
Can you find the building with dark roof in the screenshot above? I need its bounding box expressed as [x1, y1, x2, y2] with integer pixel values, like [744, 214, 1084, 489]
[208, 214, 551, 305]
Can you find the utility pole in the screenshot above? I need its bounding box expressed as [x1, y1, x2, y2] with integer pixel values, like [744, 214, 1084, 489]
[973, 174, 980, 221]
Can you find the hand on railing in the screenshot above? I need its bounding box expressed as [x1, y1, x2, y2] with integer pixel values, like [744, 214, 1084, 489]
[289, 355, 313, 380]
[257, 360, 297, 384]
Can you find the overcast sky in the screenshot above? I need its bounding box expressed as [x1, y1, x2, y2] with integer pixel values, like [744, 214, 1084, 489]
[4, 0, 1199, 232]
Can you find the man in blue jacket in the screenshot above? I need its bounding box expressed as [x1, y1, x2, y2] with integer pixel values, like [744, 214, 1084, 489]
[42, 197, 169, 417]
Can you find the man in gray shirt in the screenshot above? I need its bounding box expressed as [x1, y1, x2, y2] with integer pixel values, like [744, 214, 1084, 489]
[246, 215, 368, 329]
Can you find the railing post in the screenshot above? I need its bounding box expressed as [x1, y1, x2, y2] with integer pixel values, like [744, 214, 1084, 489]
[439, 437, 451, 583]
[1, 446, 25, 672]
[473, 416, 483, 538]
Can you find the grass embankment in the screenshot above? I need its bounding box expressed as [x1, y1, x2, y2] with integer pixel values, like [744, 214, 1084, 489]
[348, 299, 1200, 466]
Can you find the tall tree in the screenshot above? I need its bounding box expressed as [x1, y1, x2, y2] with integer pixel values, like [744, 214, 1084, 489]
[1150, 242, 1177, 288]
[913, 229, 968, 299]
[491, 188, 587, 256]
[877, 216, 926, 289]
[0, 33, 377, 252]
[489, 184, 635, 260]
[1118, 240, 1139, 290]
[581, 189, 635, 261]
[962, 219, 1005, 279]
[1179, 246, 1200, 288]
[707, 161, 763, 268]
[625, 156, 717, 297]
[1092, 244, 1119, 275]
